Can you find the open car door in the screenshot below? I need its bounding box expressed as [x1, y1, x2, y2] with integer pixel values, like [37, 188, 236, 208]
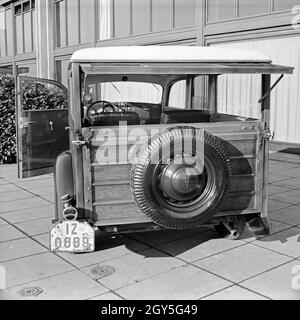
[16, 76, 69, 178]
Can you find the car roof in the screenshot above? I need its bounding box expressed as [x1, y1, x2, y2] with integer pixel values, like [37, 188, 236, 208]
[71, 46, 272, 64]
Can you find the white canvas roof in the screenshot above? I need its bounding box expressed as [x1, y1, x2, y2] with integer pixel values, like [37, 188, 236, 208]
[71, 46, 272, 64]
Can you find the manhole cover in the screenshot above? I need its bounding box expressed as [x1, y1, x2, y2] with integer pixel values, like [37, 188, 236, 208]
[90, 265, 115, 280]
[19, 287, 43, 297]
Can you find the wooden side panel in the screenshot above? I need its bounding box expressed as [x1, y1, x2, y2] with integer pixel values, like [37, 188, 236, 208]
[93, 184, 133, 202]
[87, 122, 262, 225]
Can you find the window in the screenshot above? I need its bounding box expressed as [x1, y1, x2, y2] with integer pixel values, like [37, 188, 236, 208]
[88, 82, 163, 104]
[168, 80, 186, 109]
[217, 74, 261, 119]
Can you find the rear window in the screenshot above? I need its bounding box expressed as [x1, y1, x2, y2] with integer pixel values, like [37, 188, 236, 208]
[88, 81, 163, 104]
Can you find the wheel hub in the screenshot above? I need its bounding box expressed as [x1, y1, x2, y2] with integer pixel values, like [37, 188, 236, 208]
[160, 155, 207, 202]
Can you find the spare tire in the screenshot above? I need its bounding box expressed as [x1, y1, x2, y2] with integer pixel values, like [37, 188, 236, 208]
[130, 126, 231, 229]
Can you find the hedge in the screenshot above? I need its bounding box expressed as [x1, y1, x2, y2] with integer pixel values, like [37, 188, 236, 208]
[0, 75, 68, 164]
[0, 74, 16, 164]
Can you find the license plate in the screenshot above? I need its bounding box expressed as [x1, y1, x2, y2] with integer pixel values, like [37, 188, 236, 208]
[50, 220, 95, 253]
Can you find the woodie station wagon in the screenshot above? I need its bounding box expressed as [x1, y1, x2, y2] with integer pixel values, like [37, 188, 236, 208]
[15, 46, 293, 252]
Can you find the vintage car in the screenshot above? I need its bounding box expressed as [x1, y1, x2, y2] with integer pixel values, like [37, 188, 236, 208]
[15, 46, 293, 252]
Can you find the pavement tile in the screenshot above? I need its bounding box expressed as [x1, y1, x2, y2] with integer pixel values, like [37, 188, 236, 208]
[0, 252, 75, 289]
[40, 194, 54, 203]
[57, 236, 149, 268]
[269, 190, 300, 205]
[89, 292, 123, 300]
[157, 230, 244, 263]
[0, 238, 47, 262]
[32, 233, 49, 248]
[5, 174, 53, 183]
[0, 197, 50, 213]
[252, 227, 300, 258]
[0, 270, 108, 300]
[0, 225, 26, 242]
[0, 189, 33, 202]
[270, 205, 300, 226]
[27, 186, 54, 197]
[268, 174, 290, 183]
[193, 244, 291, 283]
[268, 199, 292, 212]
[0, 184, 21, 193]
[15, 178, 53, 190]
[116, 265, 231, 300]
[272, 177, 300, 189]
[268, 184, 292, 196]
[128, 227, 208, 247]
[202, 285, 268, 300]
[0, 217, 8, 226]
[0, 179, 9, 185]
[15, 217, 53, 236]
[241, 261, 300, 300]
[240, 220, 294, 242]
[0, 205, 53, 224]
[82, 248, 185, 290]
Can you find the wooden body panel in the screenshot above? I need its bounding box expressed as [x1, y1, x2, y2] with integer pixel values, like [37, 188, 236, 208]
[82, 121, 264, 227]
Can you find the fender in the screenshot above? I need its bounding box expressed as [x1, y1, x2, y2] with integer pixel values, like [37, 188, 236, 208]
[54, 151, 75, 221]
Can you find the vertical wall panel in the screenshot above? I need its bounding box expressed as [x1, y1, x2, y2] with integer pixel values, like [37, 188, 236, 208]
[67, 0, 79, 45]
[98, 0, 112, 40]
[212, 37, 300, 143]
[16, 14, 23, 54]
[207, 0, 235, 22]
[23, 11, 32, 53]
[174, 0, 195, 27]
[152, 0, 172, 31]
[132, 0, 149, 34]
[238, 0, 270, 17]
[5, 8, 13, 56]
[0, 10, 6, 57]
[32, 9, 36, 51]
[114, 0, 131, 38]
[56, 0, 67, 47]
[80, 0, 94, 43]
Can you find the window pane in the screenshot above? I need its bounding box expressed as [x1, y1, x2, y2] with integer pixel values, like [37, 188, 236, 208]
[80, 0, 94, 43]
[152, 0, 171, 31]
[274, 0, 300, 11]
[217, 74, 261, 118]
[207, 0, 235, 22]
[98, 0, 112, 40]
[239, 0, 269, 17]
[169, 80, 186, 109]
[24, 11, 32, 53]
[114, 0, 131, 38]
[55, 0, 67, 47]
[132, 0, 149, 35]
[0, 10, 6, 57]
[98, 82, 162, 104]
[67, 0, 79, 45]
[174, 0, 195, 27]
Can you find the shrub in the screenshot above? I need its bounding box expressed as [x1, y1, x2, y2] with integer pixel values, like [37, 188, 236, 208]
[0, 74, 16, 164]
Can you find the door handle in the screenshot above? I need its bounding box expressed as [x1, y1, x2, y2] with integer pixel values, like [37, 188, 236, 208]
[49, 121, 54, 131]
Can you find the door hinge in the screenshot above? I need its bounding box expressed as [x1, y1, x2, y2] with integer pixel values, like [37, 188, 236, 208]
[72, 133, 86, 148]
[263, 130, 275, 141]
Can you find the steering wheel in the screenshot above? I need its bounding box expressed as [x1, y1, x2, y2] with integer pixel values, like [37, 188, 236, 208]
[86, 100, 118, 122]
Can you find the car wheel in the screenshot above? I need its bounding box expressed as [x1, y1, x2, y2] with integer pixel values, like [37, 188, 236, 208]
[131, 126, 231, 229]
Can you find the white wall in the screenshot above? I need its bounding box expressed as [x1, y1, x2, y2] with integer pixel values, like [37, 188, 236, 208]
[212, 36, 300, 144]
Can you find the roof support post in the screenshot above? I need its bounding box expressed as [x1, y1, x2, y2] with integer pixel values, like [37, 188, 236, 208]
[261, 74, 271, 129]
[208, 75, 218, 114]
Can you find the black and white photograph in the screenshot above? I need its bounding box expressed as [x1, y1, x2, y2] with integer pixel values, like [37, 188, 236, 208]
[0, 0, 300, 305]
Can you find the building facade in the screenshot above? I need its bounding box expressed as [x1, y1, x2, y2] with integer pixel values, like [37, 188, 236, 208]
[0, 0, 299, 143]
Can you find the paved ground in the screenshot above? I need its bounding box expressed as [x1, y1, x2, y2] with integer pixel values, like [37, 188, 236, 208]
[0, 153, 299, 300]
